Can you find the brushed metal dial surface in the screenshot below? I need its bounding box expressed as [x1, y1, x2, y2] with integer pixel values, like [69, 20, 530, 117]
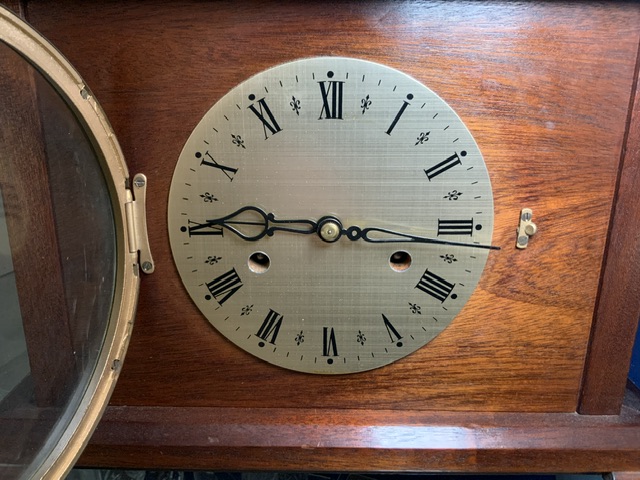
[168, 57, 494, 374]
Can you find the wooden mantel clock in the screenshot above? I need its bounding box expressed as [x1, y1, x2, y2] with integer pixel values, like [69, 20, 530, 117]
[1, 1, 640, 478]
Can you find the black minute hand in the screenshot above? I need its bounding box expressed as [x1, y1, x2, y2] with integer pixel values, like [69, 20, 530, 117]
[347, 225, 500, 250]
[317, 216, 500, 250]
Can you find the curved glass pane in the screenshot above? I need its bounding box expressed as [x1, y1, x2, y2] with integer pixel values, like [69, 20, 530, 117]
[0, 40, 116, 479]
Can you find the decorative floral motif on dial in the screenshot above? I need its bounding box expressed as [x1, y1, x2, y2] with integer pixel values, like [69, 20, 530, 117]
[200, 192, 217, 203]
[444, 190, 462, 201]
[415, 131, 430, 145]
[290, 96, 301, 115]
[205, 255, 222, 265]
[361, 94, 371, 114]
[231, 134, 245, 149]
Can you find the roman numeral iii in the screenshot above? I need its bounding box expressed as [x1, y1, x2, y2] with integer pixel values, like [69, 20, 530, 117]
[437, 218, 474, 236]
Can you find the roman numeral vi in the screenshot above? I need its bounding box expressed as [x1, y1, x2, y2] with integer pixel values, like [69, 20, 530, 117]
[256, 309, 283, 346]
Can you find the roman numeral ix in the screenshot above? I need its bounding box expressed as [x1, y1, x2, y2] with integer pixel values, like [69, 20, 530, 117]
[182, 220, 223, 237]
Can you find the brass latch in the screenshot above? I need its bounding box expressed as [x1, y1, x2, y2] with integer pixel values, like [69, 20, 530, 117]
[516, 208, 537, 249]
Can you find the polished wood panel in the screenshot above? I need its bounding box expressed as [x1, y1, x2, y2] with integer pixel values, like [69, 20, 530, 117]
[16, 0, 640, 472]
[27, 0, 640, 414]
[579, 46, 640, 414]
[78, 403, 640, 472]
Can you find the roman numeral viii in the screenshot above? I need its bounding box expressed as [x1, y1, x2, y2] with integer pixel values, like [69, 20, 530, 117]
[416, 269, 456, 303]
[205, 268, 243, 306]
[256, 309, 283, 347]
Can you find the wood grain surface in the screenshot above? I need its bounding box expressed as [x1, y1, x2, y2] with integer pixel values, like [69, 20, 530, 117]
[23, 0, 640, 413]
[11, 0, 640, 472]
[579, 38, 640, 414]
[77, 403, 640, 472]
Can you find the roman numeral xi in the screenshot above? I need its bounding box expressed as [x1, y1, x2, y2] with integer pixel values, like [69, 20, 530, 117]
[248, 94, 282, 140]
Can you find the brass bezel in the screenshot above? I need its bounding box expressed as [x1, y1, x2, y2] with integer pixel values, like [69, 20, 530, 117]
[0, 6, 139, 479]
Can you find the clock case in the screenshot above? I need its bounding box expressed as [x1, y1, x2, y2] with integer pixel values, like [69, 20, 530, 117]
[3, 0, 640, 475]
[0, 6, 152, 479]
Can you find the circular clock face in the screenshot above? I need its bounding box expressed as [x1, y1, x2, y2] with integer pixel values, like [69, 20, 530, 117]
[168, 57, 495, 374]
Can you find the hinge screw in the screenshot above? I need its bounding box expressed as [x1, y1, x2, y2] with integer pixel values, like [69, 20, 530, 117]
[141, 261, 153, 273]
[134, 176, 146, 188]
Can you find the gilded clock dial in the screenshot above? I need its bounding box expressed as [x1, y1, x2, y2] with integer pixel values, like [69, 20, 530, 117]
[168, 57, 495, 374]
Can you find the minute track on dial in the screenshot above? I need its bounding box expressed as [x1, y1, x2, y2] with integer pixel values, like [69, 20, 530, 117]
[202, 206, 500, 250]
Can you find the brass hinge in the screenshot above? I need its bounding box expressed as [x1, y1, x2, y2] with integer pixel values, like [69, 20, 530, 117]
[124, 173, 155, 274]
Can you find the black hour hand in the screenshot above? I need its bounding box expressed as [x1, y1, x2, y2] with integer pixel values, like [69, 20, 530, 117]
[206, 206, 317, 241]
